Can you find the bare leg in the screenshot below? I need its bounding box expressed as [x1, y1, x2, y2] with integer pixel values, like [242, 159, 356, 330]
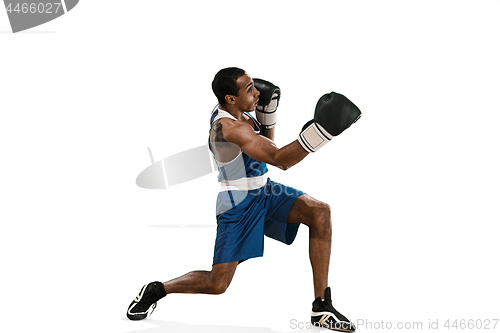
[287, 194, 332, 299]
[163, 261, 238, 295]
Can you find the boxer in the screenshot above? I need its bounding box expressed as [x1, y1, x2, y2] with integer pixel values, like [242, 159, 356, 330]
[127, 67, 361, 332]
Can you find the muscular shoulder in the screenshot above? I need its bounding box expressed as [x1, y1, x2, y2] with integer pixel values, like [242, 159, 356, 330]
[209, 118, 243, 163]
[218, 118, 255, 145]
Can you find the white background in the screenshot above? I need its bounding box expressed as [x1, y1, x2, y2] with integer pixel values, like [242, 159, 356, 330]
[1, 1, 499, 332]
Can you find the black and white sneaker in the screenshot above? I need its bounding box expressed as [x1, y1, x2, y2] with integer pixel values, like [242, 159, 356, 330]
[127, 281, 167, 320]
[311, 287, 355, 332]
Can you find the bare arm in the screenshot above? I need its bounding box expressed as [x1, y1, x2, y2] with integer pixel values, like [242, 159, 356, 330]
[220, 118, 308, 170]
[260, 126, 275, 141]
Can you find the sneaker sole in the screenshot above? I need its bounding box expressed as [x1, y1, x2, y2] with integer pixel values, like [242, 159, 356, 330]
[311, 313, 355, 332]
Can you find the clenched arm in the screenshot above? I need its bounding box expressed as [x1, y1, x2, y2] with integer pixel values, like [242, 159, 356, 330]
[220, 118, 308, 170]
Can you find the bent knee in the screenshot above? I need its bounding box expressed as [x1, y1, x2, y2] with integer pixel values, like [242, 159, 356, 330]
[310, 202, 331, 232]
[209, 262, 237, 294]
[319, 202, 331, 217]
[312, 201, 331, 221]
[210, 280, 230, 295]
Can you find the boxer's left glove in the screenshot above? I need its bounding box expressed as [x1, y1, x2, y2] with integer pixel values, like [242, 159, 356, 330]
[298, 92, 361, 153]
[253, 78, 281, 129]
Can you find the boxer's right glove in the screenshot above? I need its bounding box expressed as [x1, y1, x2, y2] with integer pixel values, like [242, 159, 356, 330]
[298, 92, 361, 153]
[253, 78, 281, 129]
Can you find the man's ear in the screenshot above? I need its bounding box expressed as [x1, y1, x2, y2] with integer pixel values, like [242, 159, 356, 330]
[225, 95, 236, 105]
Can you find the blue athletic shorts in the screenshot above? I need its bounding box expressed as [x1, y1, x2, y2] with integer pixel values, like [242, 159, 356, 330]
[213, 178, 305, 265]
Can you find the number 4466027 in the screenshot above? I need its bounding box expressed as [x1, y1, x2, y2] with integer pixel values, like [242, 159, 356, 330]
[444, 319, 498, 329]
[5, 3, 62, 14]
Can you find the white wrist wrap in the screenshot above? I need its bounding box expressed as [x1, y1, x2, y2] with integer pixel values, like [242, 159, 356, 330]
[256, 92, 279, 129]
[256, 110, 277, 129]
[298, 122, 332, 153]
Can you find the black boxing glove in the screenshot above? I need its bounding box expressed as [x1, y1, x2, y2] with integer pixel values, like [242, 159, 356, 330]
[298, 92, 361, 153]
[253, 78, 281, 129]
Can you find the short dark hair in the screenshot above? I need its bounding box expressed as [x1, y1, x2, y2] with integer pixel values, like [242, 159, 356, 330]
[212, 67, 246, 106]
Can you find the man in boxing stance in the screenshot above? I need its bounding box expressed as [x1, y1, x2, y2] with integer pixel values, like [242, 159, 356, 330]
[127, 67, 361, 332]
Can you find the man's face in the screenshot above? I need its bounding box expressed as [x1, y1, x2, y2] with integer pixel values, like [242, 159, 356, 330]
[232, 74, 260, 112]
